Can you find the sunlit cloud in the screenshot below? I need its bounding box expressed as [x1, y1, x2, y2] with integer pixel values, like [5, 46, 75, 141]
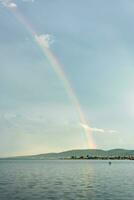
[8, 2, 17, 7]
[80, 123, 119, 134]
[0, 0, 17, 8]
[0, 0, 35, 7]
[35, 34, 54, 48]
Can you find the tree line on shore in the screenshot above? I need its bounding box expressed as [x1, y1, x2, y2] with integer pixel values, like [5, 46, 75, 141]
[69, 155, 134, 160]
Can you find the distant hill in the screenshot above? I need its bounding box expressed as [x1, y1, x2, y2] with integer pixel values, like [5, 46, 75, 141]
[1, 149, 134, 160]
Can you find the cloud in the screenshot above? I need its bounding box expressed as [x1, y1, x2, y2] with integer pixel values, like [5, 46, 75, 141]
[35, 34, 54, 48]
[0, 0, 17, 8]
[8, 2, 17, 7]
[0, 0, 35, 7]
[108, 130, 119, 133]
[80, 123, 118, 133]
[3, 113, 17, 120]
[22, 0, 35, 2]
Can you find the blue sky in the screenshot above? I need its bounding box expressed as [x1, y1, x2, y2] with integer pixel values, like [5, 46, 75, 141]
[0, 0, 134, 156]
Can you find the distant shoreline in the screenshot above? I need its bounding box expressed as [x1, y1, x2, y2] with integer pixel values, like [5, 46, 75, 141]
[1, 148, 134, 160]
[0, 158, 134, 161]
[63, 157, 134, 160]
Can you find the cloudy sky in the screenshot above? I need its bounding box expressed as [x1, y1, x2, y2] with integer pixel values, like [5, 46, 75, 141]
[0, 0, 134, 156]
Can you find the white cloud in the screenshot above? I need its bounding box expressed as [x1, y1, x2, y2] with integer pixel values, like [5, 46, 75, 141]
[8, 2, 17, 7]
[4, 113, 17, 120]
[0, 0, 35, 7]
[0, 0, 17, 8]
[80, 123, 118, 133]
[108, 130, 119, 133]
[35, 34, 54, 48]
[22, 0, 35, 2]
[91, 127, 105, 133]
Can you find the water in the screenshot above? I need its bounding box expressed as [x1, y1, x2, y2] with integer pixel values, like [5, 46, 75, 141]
[0, 160, 134, 200]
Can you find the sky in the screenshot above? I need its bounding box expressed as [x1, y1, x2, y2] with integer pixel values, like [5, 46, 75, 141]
[0, 0, 134, 157]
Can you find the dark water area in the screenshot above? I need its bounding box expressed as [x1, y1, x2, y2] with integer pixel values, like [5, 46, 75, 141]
[0, 160, 134, 200]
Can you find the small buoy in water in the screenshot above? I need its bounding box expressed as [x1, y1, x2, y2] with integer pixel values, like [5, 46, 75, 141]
[109, 161, 112, 165]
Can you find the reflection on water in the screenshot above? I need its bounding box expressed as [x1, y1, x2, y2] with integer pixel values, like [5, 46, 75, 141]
[0, 160, 134, 200]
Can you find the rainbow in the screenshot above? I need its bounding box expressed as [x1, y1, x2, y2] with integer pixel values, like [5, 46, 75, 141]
[6, 5, 96, 149]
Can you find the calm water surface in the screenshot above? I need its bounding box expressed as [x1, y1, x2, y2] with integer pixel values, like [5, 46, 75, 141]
[0, 160, 134, 200]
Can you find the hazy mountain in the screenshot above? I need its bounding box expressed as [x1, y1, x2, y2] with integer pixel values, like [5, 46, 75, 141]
[2, 149, 134, 160]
